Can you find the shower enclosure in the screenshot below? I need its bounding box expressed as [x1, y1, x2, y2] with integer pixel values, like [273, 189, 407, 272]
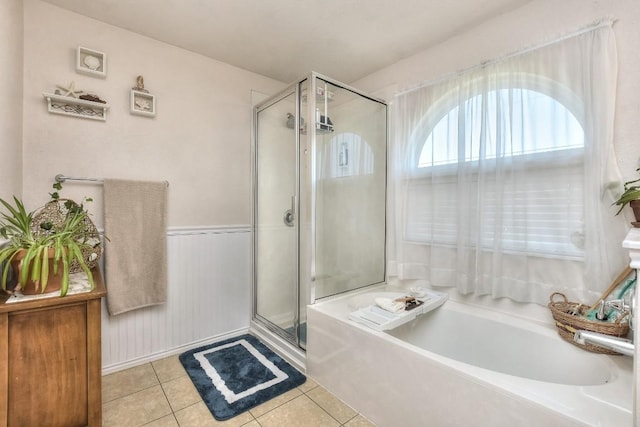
[252, 72, 387, 355]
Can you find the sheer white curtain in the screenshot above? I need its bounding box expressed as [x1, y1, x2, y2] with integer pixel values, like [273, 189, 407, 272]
[390, 22, 629, 305]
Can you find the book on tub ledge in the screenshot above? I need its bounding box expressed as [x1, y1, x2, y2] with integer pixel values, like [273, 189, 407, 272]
[349, 289, 448, 331]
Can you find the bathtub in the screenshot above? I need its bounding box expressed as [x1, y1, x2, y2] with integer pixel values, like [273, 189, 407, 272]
[306, 286, 633, 427]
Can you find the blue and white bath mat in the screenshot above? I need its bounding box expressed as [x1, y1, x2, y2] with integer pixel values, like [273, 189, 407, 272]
[179, 334, 306, 420]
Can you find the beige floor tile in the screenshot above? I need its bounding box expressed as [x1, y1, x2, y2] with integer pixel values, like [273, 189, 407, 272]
[103, 363, 160, 403]
[344, 414, 377, 427]
[248, 387, 302, 418]
[174, 401, 255, 427]
[256, 395, 340, 427]
[162, 375, 202, 412]
[153, 355, 188, 383]
[297, 375, 319, 393]
[103, 355, 372, 427]
[143, 414, 180, 427]
[306, 386, 357, 424]
[103, 385, 172, 427]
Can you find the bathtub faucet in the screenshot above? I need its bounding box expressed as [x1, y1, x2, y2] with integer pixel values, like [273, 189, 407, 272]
[574, 288, 635, 357]
[595, 298, 629, 321]
[573, 330, 634, 356]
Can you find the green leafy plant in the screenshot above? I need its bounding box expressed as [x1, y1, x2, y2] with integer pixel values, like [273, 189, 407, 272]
[0, 184, 101, 296]
[613, 167, 640, 215]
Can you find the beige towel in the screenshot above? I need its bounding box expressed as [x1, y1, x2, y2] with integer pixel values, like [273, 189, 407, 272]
[104, 179, 168, 315]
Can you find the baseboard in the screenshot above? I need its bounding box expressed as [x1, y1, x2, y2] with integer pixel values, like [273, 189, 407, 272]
[101, 327, 249, 375]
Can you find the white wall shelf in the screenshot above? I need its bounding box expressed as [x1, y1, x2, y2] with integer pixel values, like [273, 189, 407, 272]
[42, 92, 109, 121]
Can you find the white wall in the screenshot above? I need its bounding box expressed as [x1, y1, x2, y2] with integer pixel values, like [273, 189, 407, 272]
[354, 0, 640, 181]
[21, 0, 286, 227]
[14, 0, 288, 372]
[0, 0, 23, 200]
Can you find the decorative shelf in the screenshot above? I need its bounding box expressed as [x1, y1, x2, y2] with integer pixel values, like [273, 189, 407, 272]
[43, 92, 109, 121]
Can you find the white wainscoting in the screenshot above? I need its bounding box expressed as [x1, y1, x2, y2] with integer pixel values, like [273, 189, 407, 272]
[101, 226, 251, 374]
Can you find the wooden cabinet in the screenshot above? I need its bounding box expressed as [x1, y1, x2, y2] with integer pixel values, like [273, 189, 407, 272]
[0, 270, 106, 427]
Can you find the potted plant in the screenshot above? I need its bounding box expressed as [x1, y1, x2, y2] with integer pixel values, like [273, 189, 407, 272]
[613, 167, 640, 227]
[0, 183, 101, 296]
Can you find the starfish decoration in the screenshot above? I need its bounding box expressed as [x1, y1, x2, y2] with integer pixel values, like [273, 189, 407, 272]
[56, 81, 84, 98]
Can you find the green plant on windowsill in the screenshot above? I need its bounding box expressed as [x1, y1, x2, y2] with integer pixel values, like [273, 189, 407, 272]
[0, 182, 103, 296]
[613, 168, 640, 226]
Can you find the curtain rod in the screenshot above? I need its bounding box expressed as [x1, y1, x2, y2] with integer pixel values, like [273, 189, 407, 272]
[55, 174, 169, 186]
[395, 18, 616, 97]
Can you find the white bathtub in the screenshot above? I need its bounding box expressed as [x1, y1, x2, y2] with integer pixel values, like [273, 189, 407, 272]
[306, 286, 633, 426]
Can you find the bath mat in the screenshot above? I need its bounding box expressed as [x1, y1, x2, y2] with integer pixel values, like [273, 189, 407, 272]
[179, 334, 306, 421]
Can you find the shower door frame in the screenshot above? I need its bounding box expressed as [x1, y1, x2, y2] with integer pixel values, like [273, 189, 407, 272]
[251, 72, 389, 354]
[251, 82, 303, 348]
[306, 72, 389, 302]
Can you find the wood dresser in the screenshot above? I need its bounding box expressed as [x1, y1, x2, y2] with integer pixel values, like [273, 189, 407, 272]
[0, 269, 106, 427]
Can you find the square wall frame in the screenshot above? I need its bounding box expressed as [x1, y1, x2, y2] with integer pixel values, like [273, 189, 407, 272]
[76, 46, 106, 78]
[130, 90, 156, 117]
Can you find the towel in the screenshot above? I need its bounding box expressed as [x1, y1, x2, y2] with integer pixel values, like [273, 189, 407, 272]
[103, 179, 168, 315]
[375, 297, 405, 313]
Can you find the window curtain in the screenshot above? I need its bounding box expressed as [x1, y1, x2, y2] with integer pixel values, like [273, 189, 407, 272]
[390, 22, 629, 305]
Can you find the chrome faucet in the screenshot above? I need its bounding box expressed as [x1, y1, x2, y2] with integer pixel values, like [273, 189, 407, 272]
[595, 298, 629, 322]
[574, 330, 634, 356]
[573, 288, 635, 357]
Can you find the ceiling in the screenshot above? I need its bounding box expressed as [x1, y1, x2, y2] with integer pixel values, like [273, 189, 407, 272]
[41, 0, 532, 84]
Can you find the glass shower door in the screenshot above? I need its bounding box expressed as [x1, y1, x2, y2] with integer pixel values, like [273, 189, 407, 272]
[254, 91, 299, 344]
[312, 77, 387, 300]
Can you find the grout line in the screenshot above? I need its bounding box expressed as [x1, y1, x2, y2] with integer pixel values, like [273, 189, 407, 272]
[143, 362, 175, 426]
[305, 394, 343, 426]
[102, 382, 160, 405]
[140, 414, 179, 427]
[342, 413, 360, 426]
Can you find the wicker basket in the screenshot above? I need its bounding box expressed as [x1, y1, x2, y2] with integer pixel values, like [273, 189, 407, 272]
[30, 199, 103, 273]
[548, 292, 630, 355]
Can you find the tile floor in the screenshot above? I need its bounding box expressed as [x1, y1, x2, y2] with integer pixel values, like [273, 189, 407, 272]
[102, 354, 376, 426]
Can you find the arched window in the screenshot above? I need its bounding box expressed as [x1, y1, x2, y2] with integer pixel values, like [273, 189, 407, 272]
[405, 80, 586, 258]
[392, 23, 626, 305]
[418, 88, 584, 168]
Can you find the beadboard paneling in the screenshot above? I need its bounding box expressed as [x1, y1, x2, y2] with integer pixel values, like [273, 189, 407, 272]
[101, 227, 251, 374]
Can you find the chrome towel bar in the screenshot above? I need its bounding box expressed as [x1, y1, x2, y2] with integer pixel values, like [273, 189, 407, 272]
[55, 174, 169, 186]
[55, 174, 103, 183]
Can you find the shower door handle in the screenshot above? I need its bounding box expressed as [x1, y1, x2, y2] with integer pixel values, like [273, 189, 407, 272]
[283, 196, 296, 227]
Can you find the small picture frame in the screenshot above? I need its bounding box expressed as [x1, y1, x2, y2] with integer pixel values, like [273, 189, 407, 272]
[76, 46, 107, 78]
[130, 90, 156, 117]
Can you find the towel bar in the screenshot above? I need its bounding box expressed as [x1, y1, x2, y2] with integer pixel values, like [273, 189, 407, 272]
[55, 174, 169, 186]
[55, 174, 103, 183]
